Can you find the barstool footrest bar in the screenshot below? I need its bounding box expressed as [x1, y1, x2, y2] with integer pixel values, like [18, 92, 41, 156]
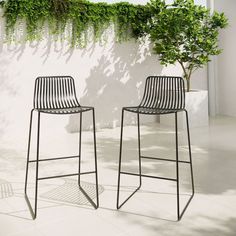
[38, 171, 96, 181]
[141, 156, 190, 164]
[29, 155, 80, 163]
[120, 171, 177, 182]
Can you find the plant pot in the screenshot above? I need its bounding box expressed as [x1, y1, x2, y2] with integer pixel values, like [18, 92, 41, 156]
[160, 90, 209, 129]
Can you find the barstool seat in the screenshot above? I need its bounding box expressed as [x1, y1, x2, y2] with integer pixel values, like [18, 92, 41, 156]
[37, 106, 93, 114]
[123, 106, 184, 114]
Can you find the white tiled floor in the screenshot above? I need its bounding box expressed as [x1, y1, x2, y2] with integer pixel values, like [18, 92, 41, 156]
[0, 116, 236, 236]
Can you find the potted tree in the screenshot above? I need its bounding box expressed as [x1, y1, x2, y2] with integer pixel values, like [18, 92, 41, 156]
[145, 0, 228, 127]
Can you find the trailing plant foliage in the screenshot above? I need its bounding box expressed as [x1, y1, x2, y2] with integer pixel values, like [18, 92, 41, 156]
[145, 0, 228, 91]
[0, 0, 228, 90]
[0, 0, 150, 47]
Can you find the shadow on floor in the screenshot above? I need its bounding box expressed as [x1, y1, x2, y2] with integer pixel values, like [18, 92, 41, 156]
[0, 179, 14, 199]
[40, 179, 104, 206]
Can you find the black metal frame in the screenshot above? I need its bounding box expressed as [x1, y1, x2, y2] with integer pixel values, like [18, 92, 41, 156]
[116, 76, 194, 221]
[24, 76, 99, 219]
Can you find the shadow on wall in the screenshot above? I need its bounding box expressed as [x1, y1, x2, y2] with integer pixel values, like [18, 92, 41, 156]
[66, 39, 163, 132]
[0, 13, 164, 144]
[0, 56, 20, 140]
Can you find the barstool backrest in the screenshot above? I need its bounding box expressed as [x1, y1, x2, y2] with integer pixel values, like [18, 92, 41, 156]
[139, 76, 185, 110]
[33, 76, 80, 109]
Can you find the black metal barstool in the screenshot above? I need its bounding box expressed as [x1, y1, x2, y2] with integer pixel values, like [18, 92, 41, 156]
[25, 76, 99, 219]
[116, 76, 194, 221]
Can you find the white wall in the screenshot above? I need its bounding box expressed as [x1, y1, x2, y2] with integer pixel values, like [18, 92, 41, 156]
[0, 1, 207, 147]
[215, 0, 236, 117]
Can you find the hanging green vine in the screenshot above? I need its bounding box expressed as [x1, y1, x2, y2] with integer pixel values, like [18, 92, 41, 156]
[0, 0, 151, 47]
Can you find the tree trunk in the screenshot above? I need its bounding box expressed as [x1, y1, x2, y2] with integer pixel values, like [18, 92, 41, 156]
[186, 78, 190, 92]
[183, 72, 191, 92]
[184, 69, 192, 92]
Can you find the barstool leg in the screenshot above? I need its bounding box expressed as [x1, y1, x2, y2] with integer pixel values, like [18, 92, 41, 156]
[78, 113, 82, 186]
[78, 109, 99, 209]
[92, 108, 99, 208]
[175, 111, 195, 221]
[185, 110, 195, 195]
[137, 113, 142, 187]
[117, 109, 125, 209]
[117, 110, 142, 209]
[175, 112, 180, 220]
[25, 111, 41, 220]
[34, 112, 41, 219]
[25, 109, 34, 196]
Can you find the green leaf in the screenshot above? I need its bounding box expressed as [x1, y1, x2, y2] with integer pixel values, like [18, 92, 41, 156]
[146, 0, 228, 89]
